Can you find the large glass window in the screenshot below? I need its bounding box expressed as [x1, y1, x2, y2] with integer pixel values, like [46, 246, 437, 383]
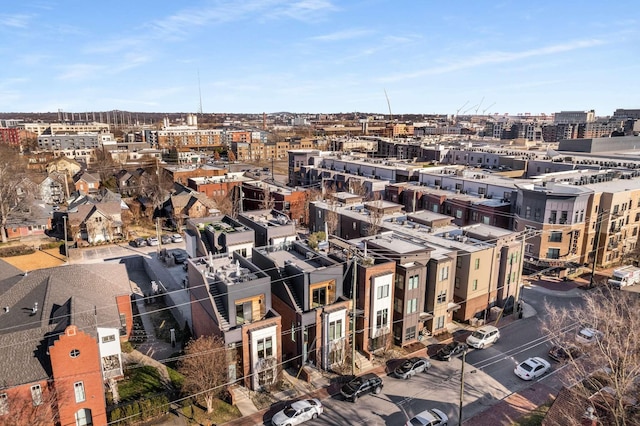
[408, 275, 419, 290]
[406, 298, 418, 314]
[377, 284, 389, 299]
[312, 287, 327, 308]
[236, 301, 253, 325]
[437, 290, 447, 304]
[474, 258, 480, 270]
[394, 298, 403, 313]
[405, 326, 416, 340]
[329, 319, 343, 340]
[376, 309, 389, 329]
[439, 266, 449, 281]
[257, 336, 273, 358]
[547, 248, 560, 259]
[549, 231, 563, 243]
[74, 382, 85, 403]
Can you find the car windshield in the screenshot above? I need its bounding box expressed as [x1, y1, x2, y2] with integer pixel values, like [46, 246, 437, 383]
[398, 361, 412, 372]
[409, 418, 425, 426]
[520, 362, 534, 372]
[346, 378, 362, 391]
[283, 406, 296, 417]
[579, 330, 594, 340]
[471, 331, 486, 339]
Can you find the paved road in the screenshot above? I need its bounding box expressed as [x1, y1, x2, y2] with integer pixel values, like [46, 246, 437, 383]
[263, 284, 586, 426]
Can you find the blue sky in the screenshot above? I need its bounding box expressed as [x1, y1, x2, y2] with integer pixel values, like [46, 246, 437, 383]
[1, 0, 638, 115]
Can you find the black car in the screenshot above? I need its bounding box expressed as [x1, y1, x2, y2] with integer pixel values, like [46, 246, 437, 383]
[340, 373, 383, 402]
[172, 251, 189, 264]
[548, 344, 581, 362]
[160, 234, 172, 244]
[132, 237, 147, 247]
[393, 357, 431, 379]
[433, 341, 468, 361]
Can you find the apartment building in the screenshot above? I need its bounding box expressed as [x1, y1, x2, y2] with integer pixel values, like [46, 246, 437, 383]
[241, 181, 307, 224]
[187, 253, 281, 390]
[251, 242, 349, 370]
[185, 215, 255, 258]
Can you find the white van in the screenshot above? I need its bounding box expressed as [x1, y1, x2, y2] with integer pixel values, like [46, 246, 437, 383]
[466, 325, 500, 349]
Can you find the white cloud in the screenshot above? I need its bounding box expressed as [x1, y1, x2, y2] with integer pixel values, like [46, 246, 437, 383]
[311, 28, 373, 42]
[0, 13, 32, 29]
[378, 38, 606, 82]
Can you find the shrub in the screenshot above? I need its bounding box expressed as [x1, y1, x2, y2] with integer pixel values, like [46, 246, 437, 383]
[0, 245, 36, 257]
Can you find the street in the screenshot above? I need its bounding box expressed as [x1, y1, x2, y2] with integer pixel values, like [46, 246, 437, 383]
[266, 284, 585, 426]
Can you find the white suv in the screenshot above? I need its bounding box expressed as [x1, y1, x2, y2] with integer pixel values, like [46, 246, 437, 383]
[466, 325, 500, 349]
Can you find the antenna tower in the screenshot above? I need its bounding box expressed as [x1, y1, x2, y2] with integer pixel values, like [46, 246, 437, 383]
[197, 70, 203, 115]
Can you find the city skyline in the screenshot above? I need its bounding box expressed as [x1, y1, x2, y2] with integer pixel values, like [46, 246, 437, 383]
[1, 0, 638, 115]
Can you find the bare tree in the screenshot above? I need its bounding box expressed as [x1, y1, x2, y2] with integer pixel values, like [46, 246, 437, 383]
[302, 187, 322, 226]
[0, 146, 28, 242]
[261, 185, 275, 210]
[541, 288, 640, 426]
[1, 381, 61, 426]
[212, 193, 234, 217]
[349, 179, 368, 199]
[178, 336, 229, 414]
[139, 165, 173, 214]
[365, 193, 384, 237]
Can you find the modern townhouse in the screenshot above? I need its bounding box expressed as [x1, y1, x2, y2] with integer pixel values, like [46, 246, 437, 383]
[251, 241, 349, 371]
[238, 209, 297, 248]
[185, 215, 255, 258]
[186, 253, 282, 391]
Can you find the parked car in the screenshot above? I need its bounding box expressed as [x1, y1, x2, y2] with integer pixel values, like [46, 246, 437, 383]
[147, 237, 159, 246]
[160, 234, 172, 244]
[132, 237, 147, 247]
[405, 408, 449, 426]
[340, 373, 383, 402]
[514, 357, 551, 380]
[172, 251, 188, 264]
[272, 399, 323, 426]
[394, 357, 431, 379]
[171, 233, 183, 243]
[548, 344, 582, 362]
[575, 327, 602, 346]
[433, 341, 468, 362]
[466, 325, 500, 349]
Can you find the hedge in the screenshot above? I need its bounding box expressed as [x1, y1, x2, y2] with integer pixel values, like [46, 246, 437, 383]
[108, 394, 169, 425]
[0, 245, 36, 257]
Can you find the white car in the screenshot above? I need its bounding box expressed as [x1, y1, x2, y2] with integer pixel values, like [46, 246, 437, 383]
[271, 399, 323, 426]
[146, 237, 159, 246]
[171, 233, 183, 243]
[466, 325, 500, 349]
[575, 328, 602, 346]
[514, 357, 551, 381]
[405, 408, 449, 426]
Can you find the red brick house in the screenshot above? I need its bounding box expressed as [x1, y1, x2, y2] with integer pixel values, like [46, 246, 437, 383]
[0, 262, 133, 426]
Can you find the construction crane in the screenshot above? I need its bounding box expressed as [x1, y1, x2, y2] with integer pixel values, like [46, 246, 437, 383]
[482, 102, 496, 115]
[463, 104, 478, 115]
[384, 89, 393, 121]
[454, 100, 469, 124]
[475, 97, 485, 115]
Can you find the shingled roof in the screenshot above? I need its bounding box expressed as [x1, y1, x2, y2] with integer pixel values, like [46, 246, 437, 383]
[0, 262, 131, 387]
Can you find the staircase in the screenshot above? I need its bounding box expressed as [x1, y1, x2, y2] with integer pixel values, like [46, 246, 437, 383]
[354, 351, 374, 373]
[209, 284, 230, 330]
[285, 281, 304, 311]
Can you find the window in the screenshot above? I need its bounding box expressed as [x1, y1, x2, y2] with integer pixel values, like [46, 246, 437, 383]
[329, 319, 343, 340]
[474, 258, 480, 270]
[472, 279, 478, 291]
[31, 385, 42, 406]
[455, 209, 463, 219]
[405, 326, 416, 340]
[455, 277, 460, 288]
[525, 206, 531, 219]
[70, 349, 80, 358]
[312, 287, 327, 308]
[435, 316, 445, 330]
[101, 335, 116, 343]
[406, 298, 418, 314]
[547, 248, 560, 259]
[291, 322, 296, 342]
[257, 336, 273, 358]
[549, 210, 557, 224]
[236, 301, 253, 325]
[74, 382, 85, 403]
[439, 266, 449, 281]
[377, 284, 389, 299]
[376, 309, 389, 329]
[408, 274, 419, 290]
[394, 298, 403, 313]
[0, 393, 7, 416]
[437, 290, 446, 304]
[560, 211, 568, 224]
[549, 231, 563, 243]
[352, 222, 356, 230]
[395, 274, 404, 290]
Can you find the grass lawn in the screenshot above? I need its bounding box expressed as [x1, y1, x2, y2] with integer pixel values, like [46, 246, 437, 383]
[118, 365, 168, 401]
[180, 399, 241, 424]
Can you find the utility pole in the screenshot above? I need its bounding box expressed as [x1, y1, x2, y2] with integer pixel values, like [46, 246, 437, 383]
[590, 209, 604, 288]
[63, 215, 69, 263]
[459, 349, 466, 425]
[351, 257, 357, 376]
[156, 217, 161, 253]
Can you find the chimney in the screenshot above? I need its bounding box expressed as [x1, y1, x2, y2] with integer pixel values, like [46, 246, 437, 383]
[32, 302, 38, 314]
[3, 306, 8, 313]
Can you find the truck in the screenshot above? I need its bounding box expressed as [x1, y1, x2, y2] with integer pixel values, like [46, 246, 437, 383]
[608, 265, 640, 288]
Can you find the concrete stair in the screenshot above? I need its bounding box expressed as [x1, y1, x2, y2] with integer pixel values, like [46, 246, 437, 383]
[354, 351, 374, 373]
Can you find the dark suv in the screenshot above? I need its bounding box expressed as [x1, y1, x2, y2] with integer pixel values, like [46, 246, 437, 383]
[340, 373, 383, 402]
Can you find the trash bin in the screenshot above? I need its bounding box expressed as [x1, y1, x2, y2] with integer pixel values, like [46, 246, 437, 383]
[470, 317, 478, 327]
